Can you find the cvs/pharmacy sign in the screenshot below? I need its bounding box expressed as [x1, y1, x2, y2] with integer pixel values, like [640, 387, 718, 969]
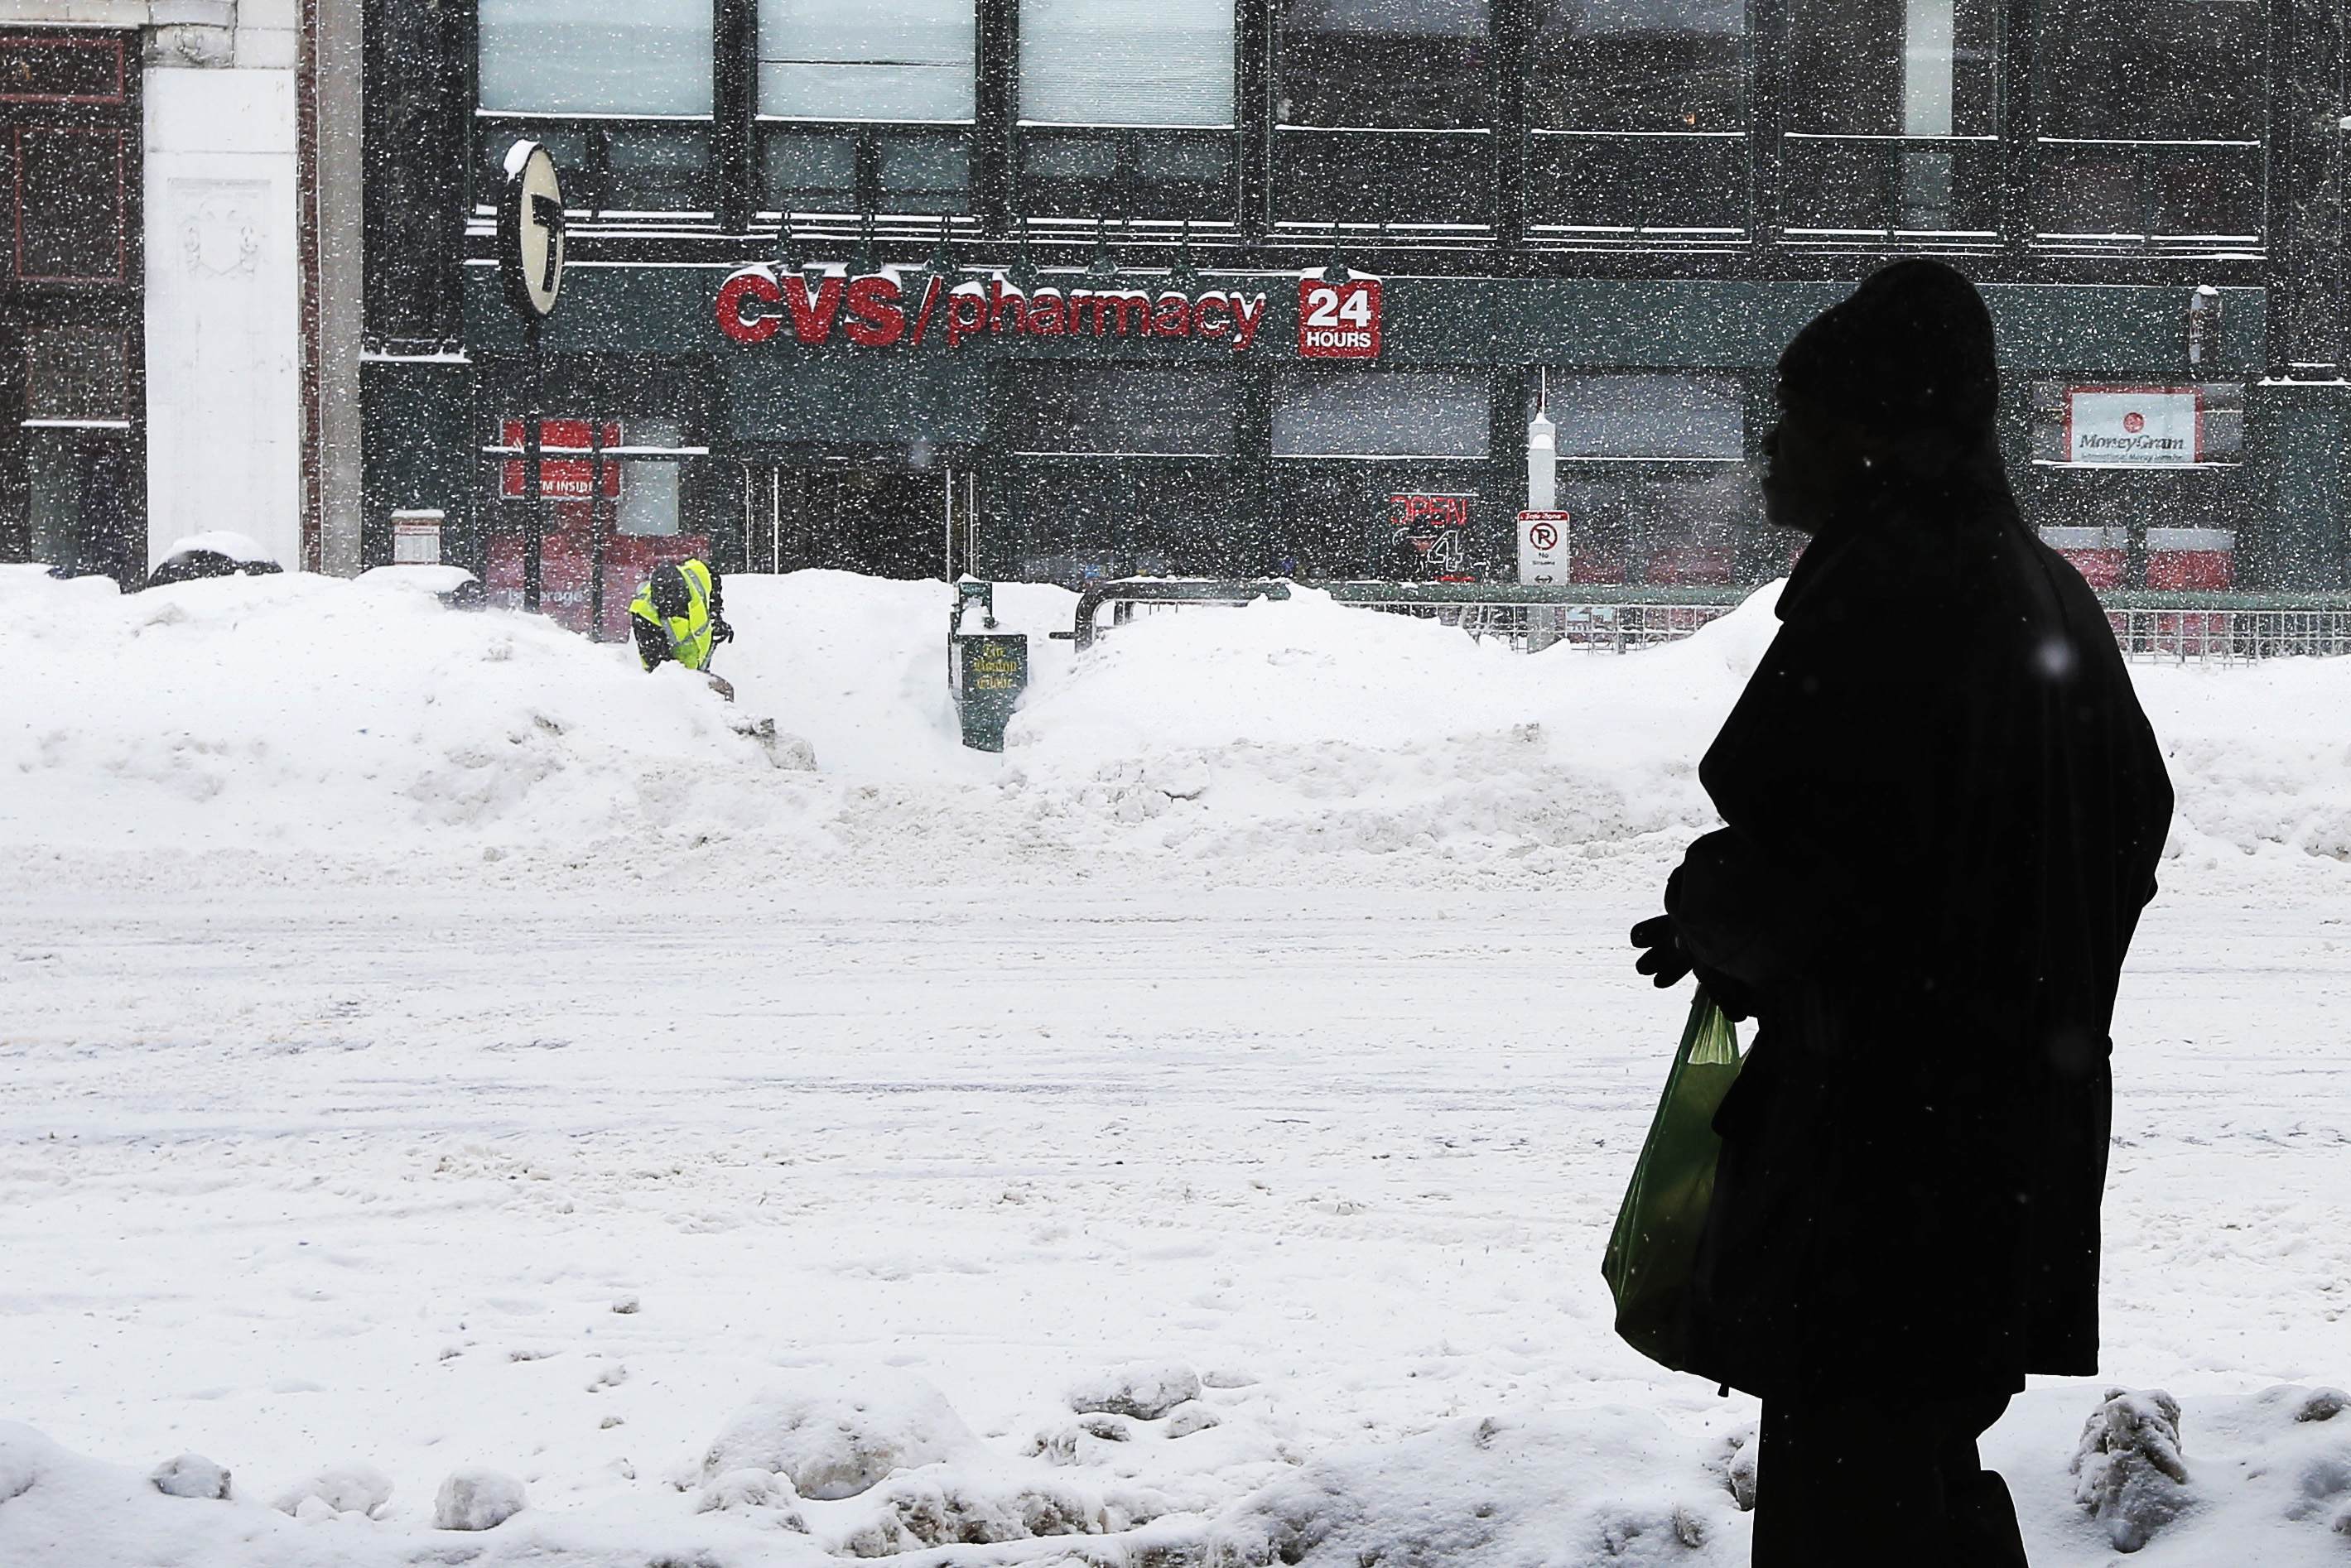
[715, 267, 1270, 351]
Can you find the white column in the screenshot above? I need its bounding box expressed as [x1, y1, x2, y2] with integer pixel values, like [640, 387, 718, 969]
[142, 64, 301, 570]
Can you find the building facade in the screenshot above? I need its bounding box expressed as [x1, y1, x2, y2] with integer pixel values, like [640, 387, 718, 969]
[361, 0, 2348, 611]
[0, 0, 360, 582]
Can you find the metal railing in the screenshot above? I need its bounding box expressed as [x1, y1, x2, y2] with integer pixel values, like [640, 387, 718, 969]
[1056, 580, 2351, 665]
[2101, 599, 2351, 664]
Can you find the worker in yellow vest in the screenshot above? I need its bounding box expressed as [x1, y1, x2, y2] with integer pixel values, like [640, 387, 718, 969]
[629, 559, 730, 671]
[629, 559, 735, 690]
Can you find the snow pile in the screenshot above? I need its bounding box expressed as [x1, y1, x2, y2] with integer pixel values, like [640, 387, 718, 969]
[997, 587, 1776, 873]
[2072, 1388, 2192, 1551]
[11, 1371, 2351, 1564]
[272, 1464, 393, 1520]
[0, 566, 805, 854]
[1206, 1407, 1741, 1565]
[2139, 656, 2351, 865]
[1067, 1363, 1205, 1421]
[701, 1369, 986, 1499]
[720, 570, 1080, 783]
[431, 1468, 527, 1531]
[3, 564, 2349, 888]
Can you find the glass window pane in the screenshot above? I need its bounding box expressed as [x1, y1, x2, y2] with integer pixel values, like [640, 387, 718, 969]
[764, 129, 860, 203]
[1525, 133, 1746, 231]
[1020, 0, 1235, 127]
[1274, 372, 1491, 459]
[1279, 0, 1491, 129]
[1276, 130, 1491, 224]
[759, 0, 976, 122]
[479, 0, 714, 116]
[1782, 136, 1999, 233]
[24, 326, 128, 421]
[13, 127, 124, 281]
[1784, 0, 1996, 137]
[1543, 373, 1744, 459]
[1527, 0, 1746, 131]
[1007, 366, 1240, 455]
[2035, 0, 2265, 142]
[619, 461, 683, 536]
[879, 137, 971, 209]
[606, 124, 712, 209]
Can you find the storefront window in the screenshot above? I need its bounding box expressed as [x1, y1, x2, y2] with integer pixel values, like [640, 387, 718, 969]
[478, 0, 714, 116]
[1532, 373, 1752, 585]
[1274, 371, 1491, 459]
[1780, 0, 1999, 236]
[759, 0, 976, 122]
[1525, 0, 1746, 235]
[1004, 367, 1243, 580]
[2033, 0, 2267, 244]
[1274, 0, 1493, 228]
[1544, 373, 1744, 459]
[24, 430, 135, 577]
[1006, 365, 1239, 456]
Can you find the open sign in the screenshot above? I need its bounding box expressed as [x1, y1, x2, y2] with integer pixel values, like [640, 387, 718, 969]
[1386, 492, 1473, 580]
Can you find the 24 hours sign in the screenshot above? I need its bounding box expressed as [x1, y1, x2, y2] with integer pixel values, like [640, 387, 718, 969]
[1298, 276, 1381, 360]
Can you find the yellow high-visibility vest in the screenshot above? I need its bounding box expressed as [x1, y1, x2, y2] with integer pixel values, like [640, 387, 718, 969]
[629, 559, 715, 671]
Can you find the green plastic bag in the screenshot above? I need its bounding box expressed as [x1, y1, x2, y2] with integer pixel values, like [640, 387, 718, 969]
[1602, 990, 1744, 1373]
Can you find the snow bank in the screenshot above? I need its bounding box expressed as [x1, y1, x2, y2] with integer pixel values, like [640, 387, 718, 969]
[3, 565, 2347, 889]
[1003, 586, 1777, 873]
[0, 566, 803, 854]
[15, 1383, 2349, 1566]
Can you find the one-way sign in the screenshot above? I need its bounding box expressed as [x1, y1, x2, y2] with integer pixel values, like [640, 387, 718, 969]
[499, 140, 566, 320]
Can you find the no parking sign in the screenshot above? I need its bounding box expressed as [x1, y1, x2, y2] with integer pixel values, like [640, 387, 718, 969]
[1519, 510, 1569, 584]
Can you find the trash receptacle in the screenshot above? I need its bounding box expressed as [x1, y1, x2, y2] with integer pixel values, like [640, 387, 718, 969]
[949, 579, 1028, 752]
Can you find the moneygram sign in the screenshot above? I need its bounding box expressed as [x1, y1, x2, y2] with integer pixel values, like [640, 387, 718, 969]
[2065, 387, 2203, 465]
[714, 267, 1386, 359]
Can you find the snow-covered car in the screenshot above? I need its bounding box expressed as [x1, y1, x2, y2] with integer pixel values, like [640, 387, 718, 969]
[355, 562, 484, 609]
[143, 531, 283, 590]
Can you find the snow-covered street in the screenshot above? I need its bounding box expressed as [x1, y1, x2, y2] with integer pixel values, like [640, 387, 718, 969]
[5, 567, 2351, 1564]
[6, 870, 2349, 1563]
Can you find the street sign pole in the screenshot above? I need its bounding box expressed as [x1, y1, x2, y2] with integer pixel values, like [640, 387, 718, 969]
[498, 139, 566, 616]
[523, 313, 546, 612]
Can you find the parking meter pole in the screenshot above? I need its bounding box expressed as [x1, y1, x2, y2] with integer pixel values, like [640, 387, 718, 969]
[523, 313, 547, 614]
[587, 414, 607, 640]
[948, 579, 1028, 753]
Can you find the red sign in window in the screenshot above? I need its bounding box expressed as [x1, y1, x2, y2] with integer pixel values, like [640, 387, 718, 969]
[499, 419, 623, 500]
[1298, 277, 1380, 360]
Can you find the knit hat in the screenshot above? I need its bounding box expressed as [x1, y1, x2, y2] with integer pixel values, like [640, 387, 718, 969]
[1776, 259, 2000, 437]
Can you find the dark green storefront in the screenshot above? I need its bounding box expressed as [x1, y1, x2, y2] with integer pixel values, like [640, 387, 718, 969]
[360, 2, 2351, 599]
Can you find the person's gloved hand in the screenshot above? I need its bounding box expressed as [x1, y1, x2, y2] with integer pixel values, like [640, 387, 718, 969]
[713, 619, 736, 645]
[1631, 911, 1757, 1022]
[1631, 913, 1693, 988]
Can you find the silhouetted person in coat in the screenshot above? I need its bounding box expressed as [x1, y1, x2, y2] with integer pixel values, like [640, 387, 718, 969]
[1631, 260, 2174, 1566]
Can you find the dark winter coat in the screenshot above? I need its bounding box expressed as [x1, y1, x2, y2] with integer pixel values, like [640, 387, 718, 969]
[1669, 490, 2174, 1402]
